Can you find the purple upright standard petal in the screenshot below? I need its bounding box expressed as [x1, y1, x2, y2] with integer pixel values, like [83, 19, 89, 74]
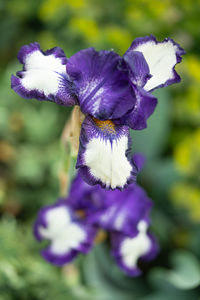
[76, 116, 137, 190]
[66, 48, 135, 120]
[67, 171, 106, 213]
[123, 50, 151, 88]
[11, 43, 77, 106]
[119, 86, 157, 130]
[88, 183, 152, 237]
[121, 48, 158, 130]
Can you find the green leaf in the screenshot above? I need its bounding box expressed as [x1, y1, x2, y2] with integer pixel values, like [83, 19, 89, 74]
[167, 250, 200, 289]
[141, 289, 197, 300]
[0, 218, 76, 300]
[131, 89, 171, 159]
[144, 159, 180, 194]
[83, 244, 148, 300]
[149, 250, 200, 291]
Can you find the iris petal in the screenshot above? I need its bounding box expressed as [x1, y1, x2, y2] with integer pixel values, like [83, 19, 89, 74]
[34, 201, 96, 265]
[66, 48, 135, 119]
[126, 35, 185, 91]
[124, 50, 151, 87]
[88, 183, 152, 236]
[111, 221, 159, 276]
[11, 43, 77, 106]
[120, 87, 157, 130]
[76, 116, 137, 190]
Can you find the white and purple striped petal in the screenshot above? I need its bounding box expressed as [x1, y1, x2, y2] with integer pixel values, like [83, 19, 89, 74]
[76, 116, 137, 190]
[126, 35, 185, 92]
[66, 48, 135, 120]
[88, 183, 152, 237]
[11, 43, 77, 106]
[111, 220, 159, 276]
[34, 201, 96, 265]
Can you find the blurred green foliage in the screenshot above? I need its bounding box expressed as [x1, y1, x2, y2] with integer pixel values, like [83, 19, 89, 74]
[0, 0, 200, 299]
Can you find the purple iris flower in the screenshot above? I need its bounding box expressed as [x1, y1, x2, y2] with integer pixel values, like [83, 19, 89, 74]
[34, 167, 159, 276]
[11, 35, 185, 189]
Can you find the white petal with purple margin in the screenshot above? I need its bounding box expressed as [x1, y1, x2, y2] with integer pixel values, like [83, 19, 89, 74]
[128, 36, 185, 91]
[38, 206, 86, 255]
[77, 116, 136, 190]
[84, 135, 132, 189]
[120, 221, 151, 269]
[11, 43, 76, 106]
[21, 69, 64, 97]
[21, 49, 65, 95]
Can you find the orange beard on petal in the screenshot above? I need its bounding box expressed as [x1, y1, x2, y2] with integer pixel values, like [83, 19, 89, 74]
[93, 118, 116, 134]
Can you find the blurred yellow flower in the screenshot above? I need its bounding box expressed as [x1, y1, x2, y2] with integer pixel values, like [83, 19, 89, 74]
[145, 0, 171, 17]
[174, 129, 200, 175]
[69, 17, 100, 44]
[37, 31, 58, 50]
[39, 0, 85, 21]
[173, 84, 200, 125]
[174, 142, 190, 172]
[186, 56, 200, 82]
[103, 26, 132, 54]
[125, 0, 171, 19]
[170, 183, 200, 223]
[186, 85, 200, 113]
[125, 6, 143, 21]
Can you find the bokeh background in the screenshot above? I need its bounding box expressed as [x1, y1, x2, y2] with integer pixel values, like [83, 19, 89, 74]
[0, 0, 200, 299]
